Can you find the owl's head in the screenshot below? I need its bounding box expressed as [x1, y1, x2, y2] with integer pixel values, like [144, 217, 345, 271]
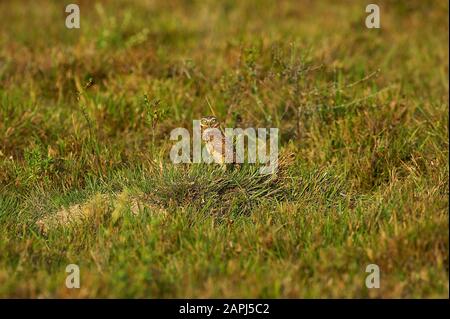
[200, 116, 220, 129]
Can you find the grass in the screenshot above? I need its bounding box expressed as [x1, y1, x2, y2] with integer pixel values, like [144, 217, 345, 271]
[0, 0, 448, 298]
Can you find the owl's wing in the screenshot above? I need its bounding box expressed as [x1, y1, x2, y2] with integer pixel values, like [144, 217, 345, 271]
[223, 135, 234, 163]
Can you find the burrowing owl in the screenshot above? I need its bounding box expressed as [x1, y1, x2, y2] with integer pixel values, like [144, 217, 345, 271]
[200, 116, 235, 166]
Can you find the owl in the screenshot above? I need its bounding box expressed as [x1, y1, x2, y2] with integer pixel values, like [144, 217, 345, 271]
[200, 116, 235, 166]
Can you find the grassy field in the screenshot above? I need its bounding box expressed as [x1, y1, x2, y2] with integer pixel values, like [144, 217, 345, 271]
[0, 0, 448, 298]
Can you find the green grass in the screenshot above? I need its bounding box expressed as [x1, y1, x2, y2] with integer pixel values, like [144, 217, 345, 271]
[0, 0, 448, 298]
